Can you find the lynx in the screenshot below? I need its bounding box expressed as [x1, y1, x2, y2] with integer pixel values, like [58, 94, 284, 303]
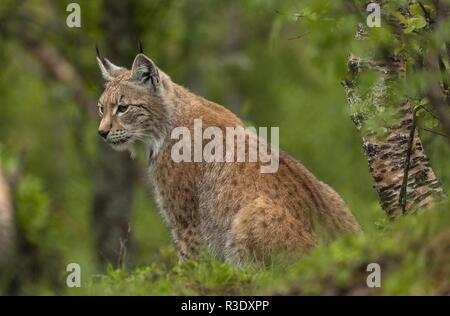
[96, 51, 362, 266]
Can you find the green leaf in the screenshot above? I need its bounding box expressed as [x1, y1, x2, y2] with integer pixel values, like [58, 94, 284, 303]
[410, 4, 422, 16]
[408, 16, 427, 30]
[416, 108, 426, 117]
[404, 26, 416, 34]
[394, 12, 408, 24]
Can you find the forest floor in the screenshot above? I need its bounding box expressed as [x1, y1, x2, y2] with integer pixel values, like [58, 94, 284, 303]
[70, 202, 450, 296]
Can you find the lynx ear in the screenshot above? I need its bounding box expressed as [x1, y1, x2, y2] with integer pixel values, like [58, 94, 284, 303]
[131, 54, 160, 89]
[96, 46, 125, 81]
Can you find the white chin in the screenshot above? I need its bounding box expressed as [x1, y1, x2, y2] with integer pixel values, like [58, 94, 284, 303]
[108, 140, 132, 152]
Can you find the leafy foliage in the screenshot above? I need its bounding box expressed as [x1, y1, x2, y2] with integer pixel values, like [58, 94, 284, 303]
[66, 203, 450, 296]
[0, 0, 449, 295]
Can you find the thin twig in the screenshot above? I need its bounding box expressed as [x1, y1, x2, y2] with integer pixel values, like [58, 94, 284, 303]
[399, 110, 417, 215]
[419, 126, 449, 137]
[117, 223, 131, 270]
[288, 32, 309, 41]
[419, 104, 442, 121]
[418, 1, 433, 24]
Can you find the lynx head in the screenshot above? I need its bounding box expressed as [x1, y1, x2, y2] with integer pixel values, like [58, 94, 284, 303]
[96, 50, 173, 158]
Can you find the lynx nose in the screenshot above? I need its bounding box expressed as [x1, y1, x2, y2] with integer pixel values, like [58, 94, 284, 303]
[98, 129, 110, 139]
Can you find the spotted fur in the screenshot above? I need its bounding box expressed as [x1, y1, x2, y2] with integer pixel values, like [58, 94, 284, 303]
[96, 53, 362, 266]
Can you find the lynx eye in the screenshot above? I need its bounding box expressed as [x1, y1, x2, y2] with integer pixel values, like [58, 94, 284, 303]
[117, 104, 129, 114]
[98, 105, 104, 116]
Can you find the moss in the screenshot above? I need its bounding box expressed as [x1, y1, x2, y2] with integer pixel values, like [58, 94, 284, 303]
[66, 202, 450, 296]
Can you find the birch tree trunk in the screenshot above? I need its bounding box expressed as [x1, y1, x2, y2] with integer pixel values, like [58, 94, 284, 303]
[343, 2, 447, 219]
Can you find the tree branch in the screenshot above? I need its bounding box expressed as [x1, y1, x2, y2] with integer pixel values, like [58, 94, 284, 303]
[17, 31, 96, 116]
[419, 126, 449, 138]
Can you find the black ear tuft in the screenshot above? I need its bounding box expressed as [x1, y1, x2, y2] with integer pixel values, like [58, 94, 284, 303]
[96, 44, 125, 81]
[131, 54, 160, 89]
[96, 44, 101, 59]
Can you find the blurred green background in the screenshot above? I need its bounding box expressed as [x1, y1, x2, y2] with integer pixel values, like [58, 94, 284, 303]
[0, 0, 449, 295]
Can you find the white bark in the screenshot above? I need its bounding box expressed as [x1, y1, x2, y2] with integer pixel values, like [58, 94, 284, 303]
[0, 169, 15, 266]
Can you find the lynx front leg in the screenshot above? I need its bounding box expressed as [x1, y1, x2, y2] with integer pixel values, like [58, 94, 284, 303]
[171, 223, 202, 262]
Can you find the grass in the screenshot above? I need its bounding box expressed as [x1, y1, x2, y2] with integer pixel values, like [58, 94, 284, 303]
[67, 202, 450, 296]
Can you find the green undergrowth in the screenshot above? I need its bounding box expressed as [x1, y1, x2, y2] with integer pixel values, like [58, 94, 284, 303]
[69, 202, 450, 296]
